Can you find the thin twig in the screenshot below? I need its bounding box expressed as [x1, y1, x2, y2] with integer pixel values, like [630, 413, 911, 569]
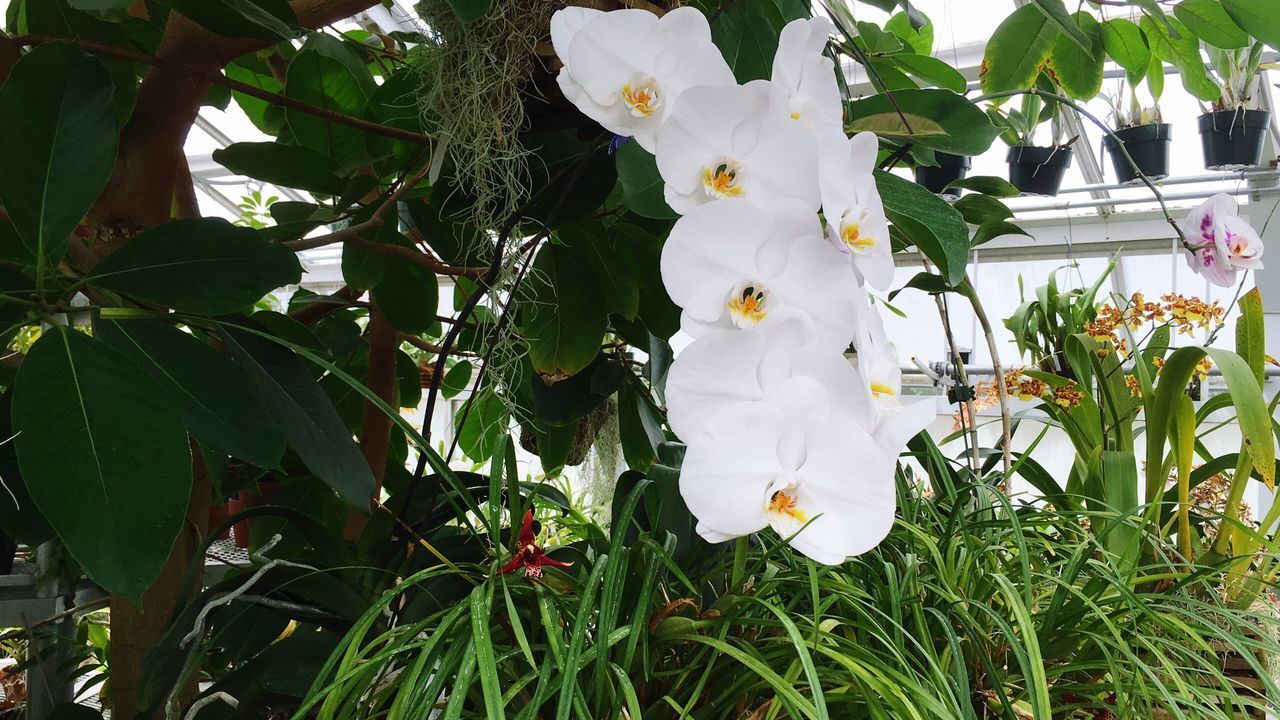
[963, 278, 1013, 476]
[284, 161, 435, 252]
[10, 34, 435, 147]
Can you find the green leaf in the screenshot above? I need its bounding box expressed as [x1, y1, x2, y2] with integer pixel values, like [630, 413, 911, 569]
[885, 10, 933, 54]
[95, 319, 284, 468]
[221, 324, 375, 506]
[1236, 287, 1265, 386]
[847, 89, 1001, 156]
[521, 245, 608, 380]
[371, 249, 440, 334]
[211, 142, 349, 196]
[1100, 18, 1151, 74]
[1221, 0, 1280, 50]
[441, 360, 473, 399]
[888, 53, 968, 92]
[1099, 450, 1141, 572]
[13, 327, 191, 600]
[456, 389, 508, 463]
[1141, 15, 1220, 101]
[618, 382, 664, 472]
[285, 45, 372, 170]
[560, 224, 640, 321]
[953, 194, 1014, 225]
[616, 143, 677, 220]
[446, 0, 491, 23]
[980, 4, 1059, 94]
[1176, 0, 1250, 49]
[945, 175, 1021, 197]
[856, 21, 905, 54]
[876, 170, 970, 285]
[66, 0, 132, 20]
[1047, 11, 1104, 99]
[0, 42, 117, 268]
[1029, 0, 1096, 55]
[155, 0, 300, 40]
[710, 0, 784, 83]
[88, 218, 302, 314]
[0, 394, 54, 547]
[972, 220, 1031, 246]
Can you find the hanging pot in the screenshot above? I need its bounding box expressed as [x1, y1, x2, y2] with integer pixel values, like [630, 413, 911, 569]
[1103, 123, 1172, 184]
[1007, 145, 1073, 197]
[914, 152, 971, 198]
[1198, 110, 1271, 170]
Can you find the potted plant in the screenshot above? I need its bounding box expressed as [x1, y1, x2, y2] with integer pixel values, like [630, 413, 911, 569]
[1198, 42, 1271, 170]
[913, 151, 971, 198]
[1101, 66, 1171, 183]
[988, 83, 1075, 196]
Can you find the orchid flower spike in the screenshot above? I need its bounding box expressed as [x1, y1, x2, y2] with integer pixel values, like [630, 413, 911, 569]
[655, 80, 821, 215]
[665, 310, 874, 445]
[551, 7, 735, 153]
[770, 17, 843, 137]
[848, 291, 937, 454]
[497, 510, 572, 579]
[819, 132, 895, 291]
[1178, 193, 1264, 288]
[660, 199, 862, 347]
[679, 376, 899, 564]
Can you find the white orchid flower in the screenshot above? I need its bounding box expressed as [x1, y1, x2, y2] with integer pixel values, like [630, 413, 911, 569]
[848, 291, 936, 453]
[660, 199, 861, 346]
[1178, 193, 1265, 288]
[665, 309, 874, 444]
[819, 131, 895, 291]
[551, 7, 735, 153]
[679, 376, 899, 564]
[771, 17, 843, 136]
[655, 80, 821, 214]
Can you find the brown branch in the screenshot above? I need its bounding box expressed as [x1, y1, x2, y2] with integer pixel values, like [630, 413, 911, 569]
[346, 237, 486, 277]
[284, 160, 434, 252]
[346, 304, 396, 539]
[0, 33, 19, 85]
[288, 285, 361, 326]
[398, 332, 480, 357]
[11, 34, 434, 148]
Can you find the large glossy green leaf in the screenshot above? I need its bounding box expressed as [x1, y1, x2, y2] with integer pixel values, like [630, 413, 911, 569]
[1221, 0, 1280, 50]
[222, 324, 375, 507]
[455, 389, 509, 463]
[13, 327, 191, 600]
[1048, 11, 1105, 99]
[371, 250, 440, 334]
[88, 218, 302, 314]
[1100, 18, 1151, 75]
[0, 43, 117, 268]
[156, 0, 300, 40]
[980, 5, 1059, 94]
[875, 170, 969, 285]
[521, 245, 608, 380]
[709, 0, 784, 82]
[888, 53, 967, 92]
[0, 393, 54, 547]
[1028, 0, 1096, 54]
[212, 142, 349, 196]
[285, 46, 372, 170]
[848, 89, 1001, 156]
[1176, 0, 1250, 49]
[615, 143, 677, 220]
[1141, 15, 1220, 101]
[96, 319, 284, 468]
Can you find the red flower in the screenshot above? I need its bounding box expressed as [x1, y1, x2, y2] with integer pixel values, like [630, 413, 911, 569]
[497, 510, 572, 578]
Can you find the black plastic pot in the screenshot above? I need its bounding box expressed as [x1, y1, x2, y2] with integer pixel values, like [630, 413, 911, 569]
[1103, 123, 1171, 184]
[1007, 145, 1073, 196]
[1198, 110, 1271, 170]
[914, 152, 971, 198]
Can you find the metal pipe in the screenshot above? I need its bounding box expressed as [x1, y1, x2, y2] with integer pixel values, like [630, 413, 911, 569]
[1015, 185, 1280, 213]
[902, 365, 1280, 378]
[1041, 169, 1280, 196]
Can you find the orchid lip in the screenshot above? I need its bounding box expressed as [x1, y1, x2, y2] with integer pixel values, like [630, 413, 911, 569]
[727, 281, 769, 328]
[621, 76, 661, 118]
[702, 158, 744, 199]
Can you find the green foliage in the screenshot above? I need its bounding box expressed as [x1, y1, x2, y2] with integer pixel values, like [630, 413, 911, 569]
[980, 5, 1058, 94]
[875, 170, 970, 286]
[155, 0, 300, 40]
[13, 326, 192, 601]
[847, 89, 1001, 155]
[0, 42, 117, 270]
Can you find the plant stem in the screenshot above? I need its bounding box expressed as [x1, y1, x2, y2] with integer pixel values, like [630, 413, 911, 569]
[933, 292, 981, 473]
[975, 88, 1190, 252]
[961, 278, 1013, 476]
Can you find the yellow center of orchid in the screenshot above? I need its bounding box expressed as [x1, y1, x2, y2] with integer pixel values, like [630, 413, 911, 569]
[767, 490, 807, 523]
[790, 111, 802, 120]
[727, 282, 768, 327]
[622, 80, 659, 117]
[870, 381, 899, 404]
[702, 160, 744, 199]
[841, 221, 877, 253]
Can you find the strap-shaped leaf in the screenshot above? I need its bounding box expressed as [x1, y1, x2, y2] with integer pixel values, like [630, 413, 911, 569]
[12, 326, 192, 601]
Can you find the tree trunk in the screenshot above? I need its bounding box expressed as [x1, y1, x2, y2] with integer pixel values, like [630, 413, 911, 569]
[346, 305, 397, 540]
[108, 445, 210, 720]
